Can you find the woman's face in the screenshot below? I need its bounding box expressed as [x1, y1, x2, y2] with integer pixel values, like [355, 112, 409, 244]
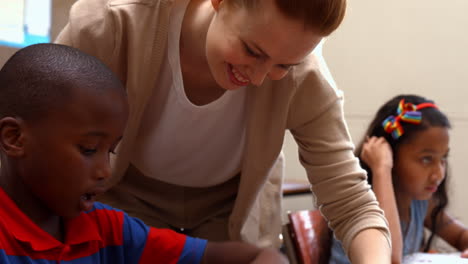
[205, 0, 323, 90]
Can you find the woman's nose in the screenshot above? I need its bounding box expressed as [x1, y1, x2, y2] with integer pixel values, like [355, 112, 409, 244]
[249, 62, 271, 86]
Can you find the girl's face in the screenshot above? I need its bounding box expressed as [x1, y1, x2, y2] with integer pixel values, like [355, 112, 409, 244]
[393, 126, 450, 203]
[205, 0, 323, 90]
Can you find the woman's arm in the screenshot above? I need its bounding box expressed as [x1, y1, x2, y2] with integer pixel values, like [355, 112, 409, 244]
[361, 137, 403, 264]
[202, 241, 288, 264]
[424, 201, 468, 257]
[286, 55, 390, 262]
[348, 229, 392, 264]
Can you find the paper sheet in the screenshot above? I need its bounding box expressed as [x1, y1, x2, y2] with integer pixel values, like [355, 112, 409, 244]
[403, 253, 468, 264]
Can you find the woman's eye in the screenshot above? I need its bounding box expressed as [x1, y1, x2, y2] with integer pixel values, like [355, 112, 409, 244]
[79, 146, 97, 156]
[244, 43, 260, 58]
[278, 64, 292, 71]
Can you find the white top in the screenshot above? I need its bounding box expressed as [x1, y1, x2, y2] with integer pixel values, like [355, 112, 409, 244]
[131, 0, 247, 187]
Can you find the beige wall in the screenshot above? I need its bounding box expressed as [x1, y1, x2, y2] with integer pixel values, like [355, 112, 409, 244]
[284, 0, 468, 225]
[0, 0, 75, 67]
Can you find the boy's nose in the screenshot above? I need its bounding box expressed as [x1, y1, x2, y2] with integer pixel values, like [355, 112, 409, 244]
[95, 161, 112, 181]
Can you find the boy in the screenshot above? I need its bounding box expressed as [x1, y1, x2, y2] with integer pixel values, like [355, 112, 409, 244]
[0, 43, 287, 264]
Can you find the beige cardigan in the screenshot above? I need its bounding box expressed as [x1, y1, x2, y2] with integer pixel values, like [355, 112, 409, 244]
[56, 0, 390, 252]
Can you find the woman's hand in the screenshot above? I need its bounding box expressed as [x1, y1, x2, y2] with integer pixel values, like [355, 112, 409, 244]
[461, 249, 468, 258]
[203, 241, 288, 264]
[360, 136, 393, 174]
[250, 248, 289, 264]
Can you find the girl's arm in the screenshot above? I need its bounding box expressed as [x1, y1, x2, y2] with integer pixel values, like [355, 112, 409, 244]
[361, 137, 403, 264]
[424, 201, 468, 257]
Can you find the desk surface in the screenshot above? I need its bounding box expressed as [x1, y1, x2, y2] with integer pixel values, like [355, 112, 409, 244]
[403, 253, 468, 264]
[282, 180, 311, 196]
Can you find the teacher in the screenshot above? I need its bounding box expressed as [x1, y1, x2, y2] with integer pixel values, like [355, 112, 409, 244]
[57, 0, 391, 262]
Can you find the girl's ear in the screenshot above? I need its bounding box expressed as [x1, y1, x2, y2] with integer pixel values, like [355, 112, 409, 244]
[0, 117, 26, 157]
[211, 0, 224, 11]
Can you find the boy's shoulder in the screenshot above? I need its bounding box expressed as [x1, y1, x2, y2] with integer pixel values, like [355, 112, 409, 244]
[82, 202, 125, 220]
[80, 202, 129, 231]
[91, 201, 122, 211]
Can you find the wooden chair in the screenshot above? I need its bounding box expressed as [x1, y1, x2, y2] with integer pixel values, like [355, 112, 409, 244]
[283, 209, 332, 264]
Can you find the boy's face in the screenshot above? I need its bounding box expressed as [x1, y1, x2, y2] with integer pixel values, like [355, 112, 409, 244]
[20, 85, 128, 219]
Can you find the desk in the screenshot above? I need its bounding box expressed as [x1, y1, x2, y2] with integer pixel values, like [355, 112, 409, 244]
[282, 179, 311, 196]
[403, 253, 468, 264]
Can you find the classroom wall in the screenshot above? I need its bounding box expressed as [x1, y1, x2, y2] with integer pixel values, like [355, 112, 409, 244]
[284, 0, 468, 224]
[0, 0, 74, 66]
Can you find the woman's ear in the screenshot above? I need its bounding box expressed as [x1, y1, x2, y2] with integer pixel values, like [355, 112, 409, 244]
[0, 117, 26, 157]
[211, 0, 224, 11]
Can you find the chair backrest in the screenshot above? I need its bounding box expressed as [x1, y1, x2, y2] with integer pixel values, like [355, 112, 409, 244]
[286, 210, 332, 264]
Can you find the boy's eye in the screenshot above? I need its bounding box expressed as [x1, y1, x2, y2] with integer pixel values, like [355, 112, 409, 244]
[109, 140, 121, 155]
[79, 146, 97, 156]
[421, 156, 432, 165]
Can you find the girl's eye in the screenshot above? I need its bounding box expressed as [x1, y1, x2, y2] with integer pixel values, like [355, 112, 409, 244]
[441, 155, 448, 165]
[79, 146, 97, 156]
[442, 154, 449, 161]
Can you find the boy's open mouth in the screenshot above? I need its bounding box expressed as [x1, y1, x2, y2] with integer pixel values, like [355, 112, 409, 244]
[80, 192, 97, 212]
[81, 192, 96, 201]
[79, 187, 105, 212]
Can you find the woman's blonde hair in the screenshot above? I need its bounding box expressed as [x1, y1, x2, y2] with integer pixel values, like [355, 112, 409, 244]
[227, 0, 346, 36]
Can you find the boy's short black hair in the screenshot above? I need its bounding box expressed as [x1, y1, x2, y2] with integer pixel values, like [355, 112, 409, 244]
[0, 43, 124, 121]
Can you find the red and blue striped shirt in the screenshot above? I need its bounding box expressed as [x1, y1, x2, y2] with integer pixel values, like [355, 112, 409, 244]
[0, 188, 207, 264]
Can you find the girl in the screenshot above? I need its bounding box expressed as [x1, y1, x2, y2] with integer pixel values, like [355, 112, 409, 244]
[330, 94, 468, 264]
[56, 0, 391, 262]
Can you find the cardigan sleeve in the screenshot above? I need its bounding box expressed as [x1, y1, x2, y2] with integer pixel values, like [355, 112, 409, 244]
[55, 0, 121, 78]
[287, 56, 390, 255]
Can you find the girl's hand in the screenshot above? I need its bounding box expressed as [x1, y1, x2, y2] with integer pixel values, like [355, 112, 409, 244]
[362, 136, 401, 263]
[360, 136, 393, 174]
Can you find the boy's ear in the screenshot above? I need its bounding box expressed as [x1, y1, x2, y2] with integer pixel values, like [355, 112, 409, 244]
[0, 117, 26, 157]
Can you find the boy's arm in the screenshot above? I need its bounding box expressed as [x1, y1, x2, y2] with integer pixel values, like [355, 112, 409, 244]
[202, 241, 288, 264]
